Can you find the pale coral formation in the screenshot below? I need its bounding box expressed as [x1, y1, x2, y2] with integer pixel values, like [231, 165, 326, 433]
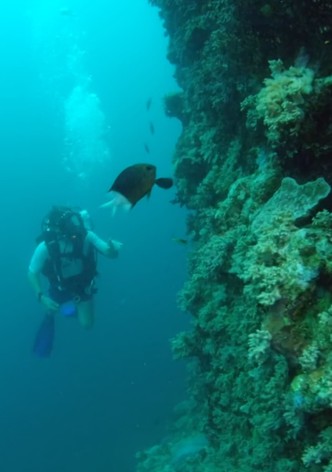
[248, 328, 272, 364]
[299, 344, 319, 372]
[242, 59, 316, 144]
[251, 177, 330, 231]
[231, 177, 330, 306]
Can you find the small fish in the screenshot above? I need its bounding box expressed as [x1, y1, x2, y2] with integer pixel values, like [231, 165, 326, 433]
[146, 98, 152, 111]
[60, 6, 73, 16]
[144, 143, 150, 154]
[101, 163, 173, 214]
[172, 237, 188, 246]
[149, 122, 155, 135]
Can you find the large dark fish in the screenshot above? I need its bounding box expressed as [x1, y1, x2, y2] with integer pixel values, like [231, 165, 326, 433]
[101, 163, 173, 214]
[146, 98, 152, 111]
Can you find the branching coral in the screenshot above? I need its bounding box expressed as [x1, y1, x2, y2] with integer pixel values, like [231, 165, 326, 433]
[248, 328, 272, 364]
[302, 428, 332, 469]
[299, 344, 320, 372]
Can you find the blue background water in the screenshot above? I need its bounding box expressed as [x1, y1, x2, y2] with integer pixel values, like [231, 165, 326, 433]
[0, 1, 188, 470]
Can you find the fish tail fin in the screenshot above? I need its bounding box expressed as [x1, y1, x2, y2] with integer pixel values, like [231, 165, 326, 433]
[155, 178, 173, 189]
[100, 192, 132, 215]
[100, 199, 118, 216]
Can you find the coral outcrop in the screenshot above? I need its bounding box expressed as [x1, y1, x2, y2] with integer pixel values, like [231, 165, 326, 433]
[137, 1, 332, 471]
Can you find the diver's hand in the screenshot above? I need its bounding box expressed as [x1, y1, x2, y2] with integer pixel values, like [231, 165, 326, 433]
[111, 240, 123, 252]
[107, 239, 123, 257]
[40, 295, 59, 312]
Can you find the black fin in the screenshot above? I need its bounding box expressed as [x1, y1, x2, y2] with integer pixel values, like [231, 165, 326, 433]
[155, 178, 173, 189]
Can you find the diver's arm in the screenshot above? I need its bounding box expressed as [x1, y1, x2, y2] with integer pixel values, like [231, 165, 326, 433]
[106, 239, 123, 258]
[28, 269, 43, 299]
[87, 231, 122, 258]
[28, 242, 47, 299]
[28, 269, 59, 311]
[28, 243, 59, 311]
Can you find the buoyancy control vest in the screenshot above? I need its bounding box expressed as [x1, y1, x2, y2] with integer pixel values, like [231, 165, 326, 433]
[38, 207, 97, 293]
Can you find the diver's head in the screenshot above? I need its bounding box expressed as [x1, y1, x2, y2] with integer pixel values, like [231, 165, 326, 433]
[42, 206, 86, 240]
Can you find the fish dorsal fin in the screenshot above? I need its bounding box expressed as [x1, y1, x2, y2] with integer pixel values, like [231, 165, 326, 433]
[155, 178, 173, 189]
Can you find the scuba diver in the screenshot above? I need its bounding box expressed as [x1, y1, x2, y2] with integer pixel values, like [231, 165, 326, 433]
[28, 206, 122, 357]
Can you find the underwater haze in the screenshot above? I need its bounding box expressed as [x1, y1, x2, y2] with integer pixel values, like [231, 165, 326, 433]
[0, 1, 188, 471]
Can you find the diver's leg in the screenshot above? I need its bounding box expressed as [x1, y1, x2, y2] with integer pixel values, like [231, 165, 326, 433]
[32, 312, 55, 357]
[77, 298, 94, 329]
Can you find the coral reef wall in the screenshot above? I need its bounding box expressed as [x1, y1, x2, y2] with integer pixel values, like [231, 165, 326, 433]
[138, 1, 332, 471]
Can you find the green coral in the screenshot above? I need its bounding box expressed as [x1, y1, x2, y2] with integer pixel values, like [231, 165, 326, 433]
[290, 366, 332, 414]
[231, 177, 331, 306]
[164, 91, 186, 121]
[139, 1, 332, 472]
[302, 428, 332, 469]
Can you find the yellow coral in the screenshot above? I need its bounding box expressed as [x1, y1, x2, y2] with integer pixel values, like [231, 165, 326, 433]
[242, 59, 315, 143]
[256, 60, 315, 141]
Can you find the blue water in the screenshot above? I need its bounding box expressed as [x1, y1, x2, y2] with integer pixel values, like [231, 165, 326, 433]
[0, 1, 188, 470]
